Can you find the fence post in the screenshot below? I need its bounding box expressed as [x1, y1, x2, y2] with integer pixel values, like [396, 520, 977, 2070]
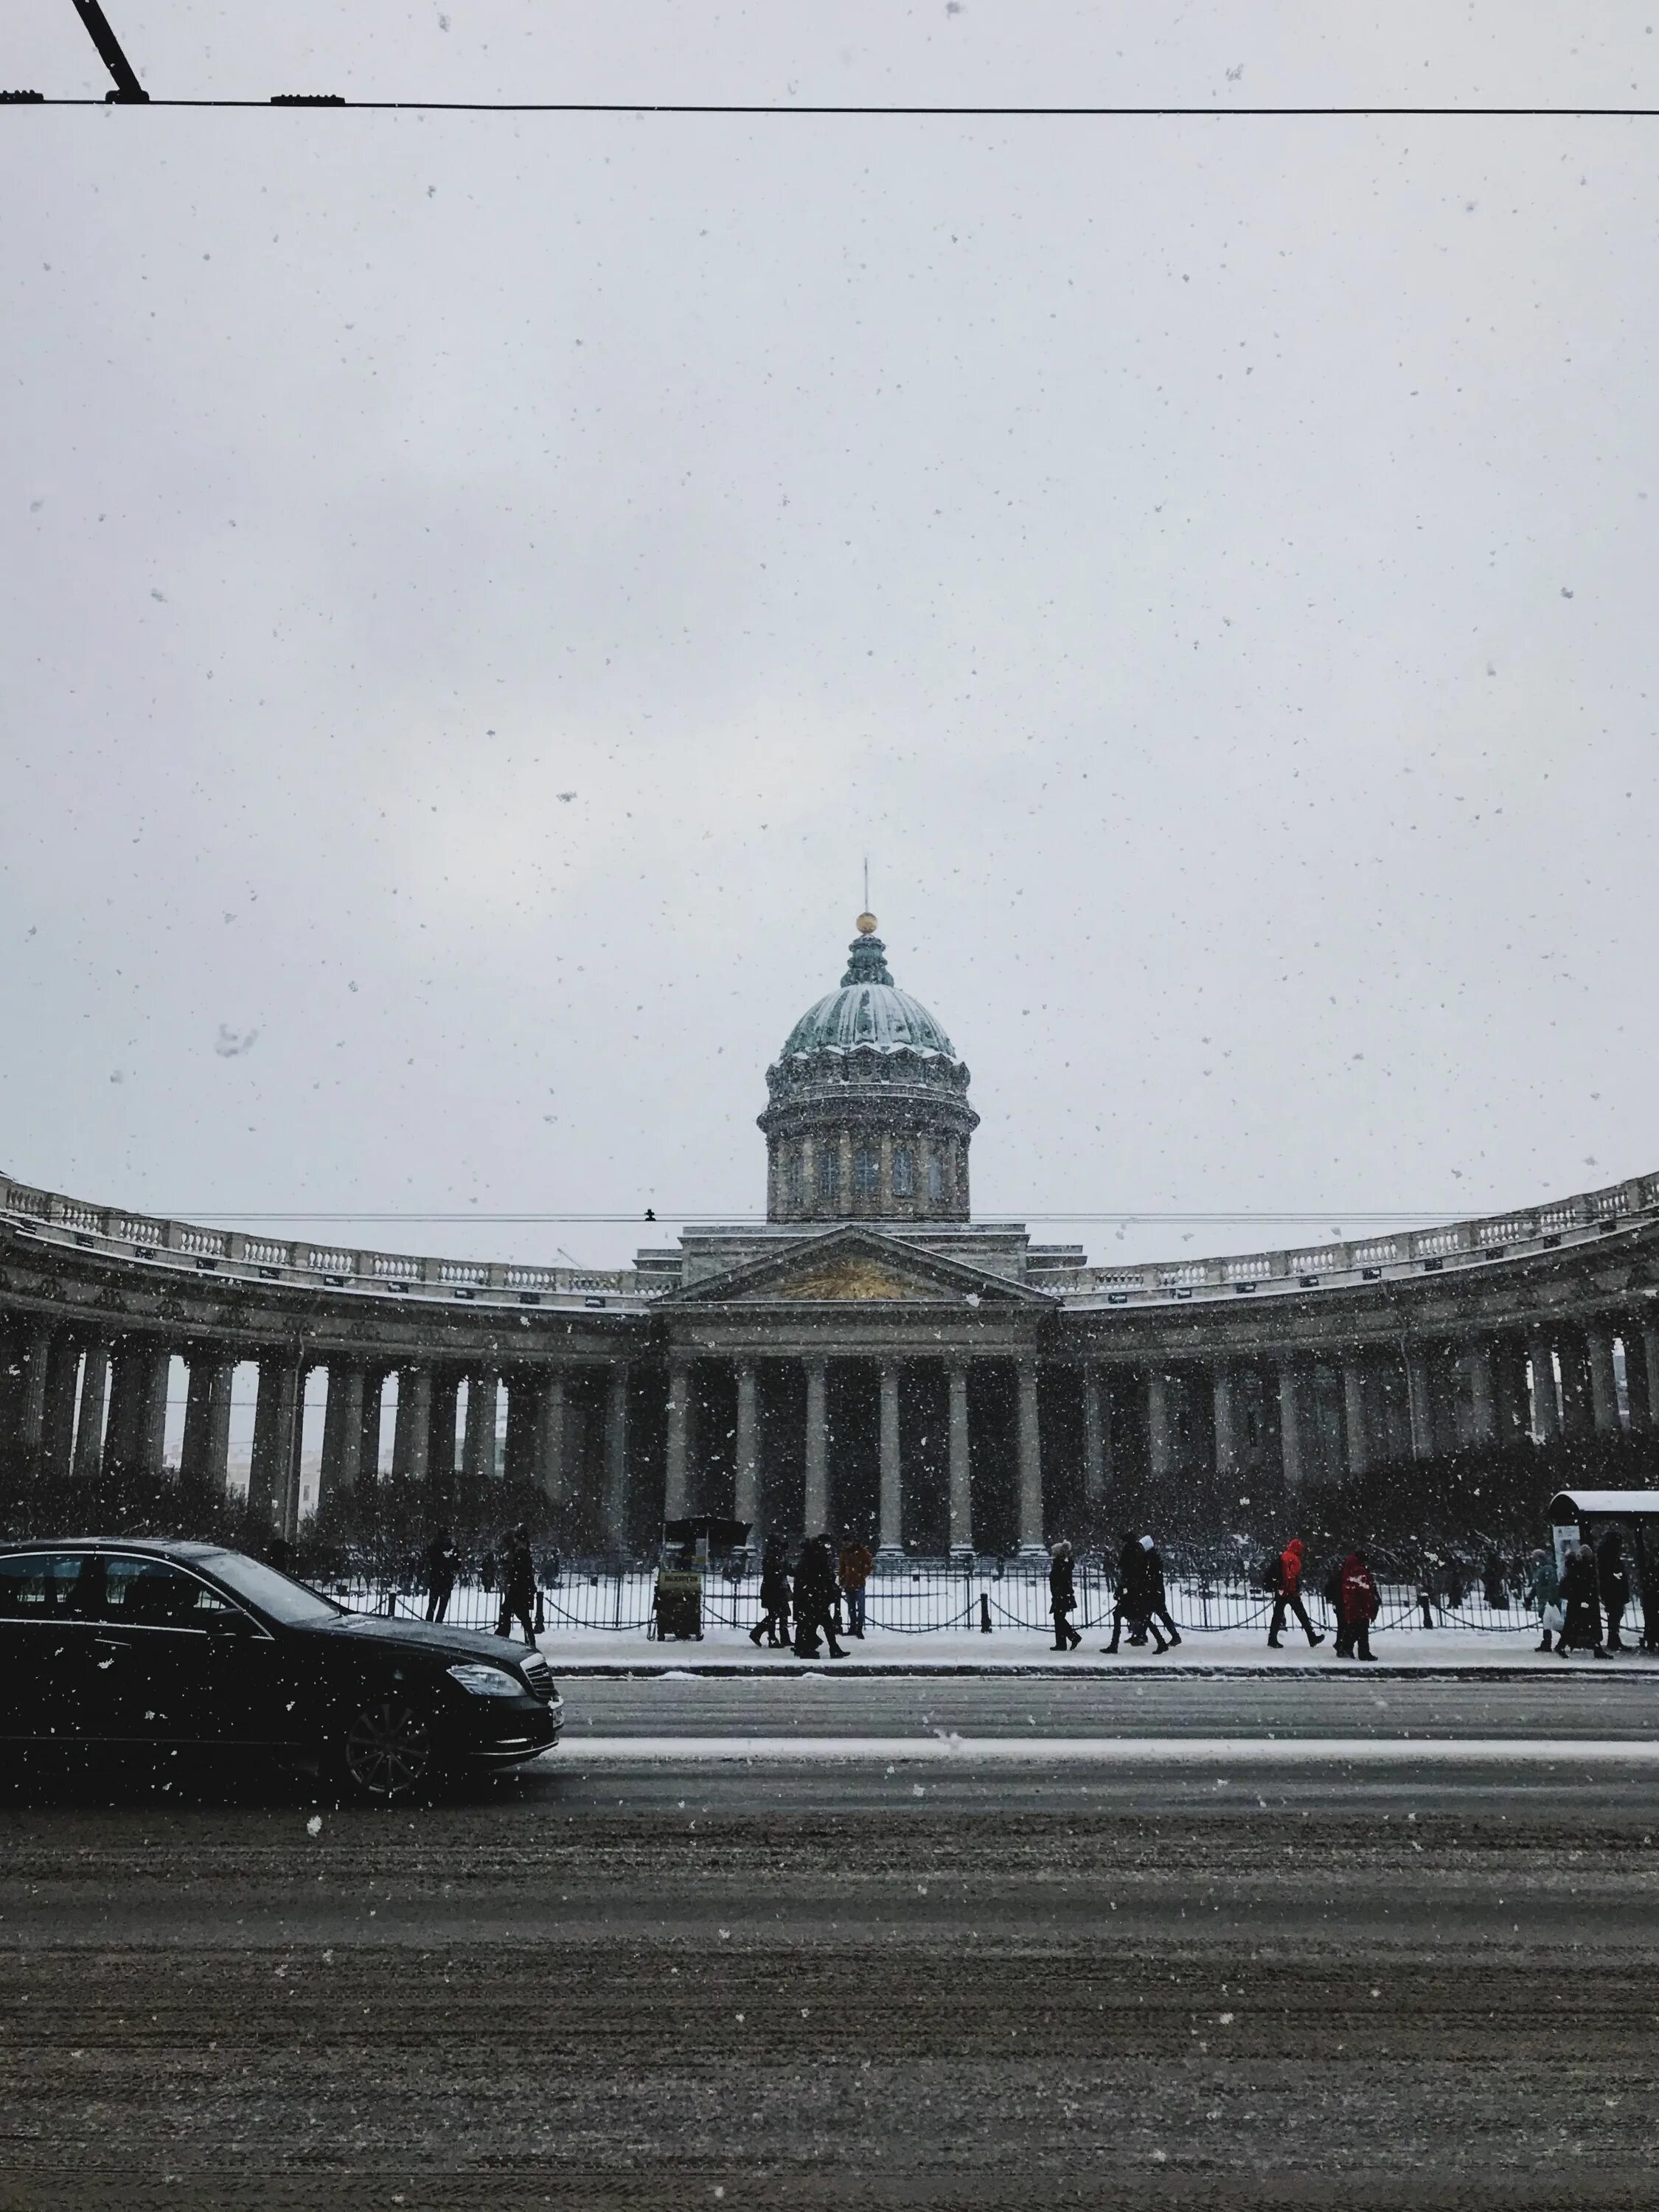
[613, 1571, 624, 1630]
[979, 1590, 992, 1634]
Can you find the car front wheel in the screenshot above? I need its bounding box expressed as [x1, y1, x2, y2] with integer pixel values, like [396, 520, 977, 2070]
[334, 1692, 439, 1802]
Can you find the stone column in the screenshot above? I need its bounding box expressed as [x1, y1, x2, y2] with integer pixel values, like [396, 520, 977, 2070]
[318, 1361, 365, 1503]
[102, 1339, 144, 1473]
[15, 1321, 54, 1468]
[1527, 1335, 1561, 1443]
[1464, 1339, 1498, 1446]
[1146, 1368, 1176, 1481]
[1557, 1329, 1594, 1439]
[877, 1133, 896, 1217]
[837, 1131, 855, 1214]
[1212, 1363, 1240, 1482]
[73, 1340, 110, 1483]
[734, 1361, 760, 1529]
[1584, 1325, 1621, 1434]
[602, 1362, 631, 1551]
[182, 1352, 235, 1491]
[1015, 1360, 1044, 1555]
[1278, 1360, 1306, 1495]
[664, 1358, 692, 1520]
[41, 1335, 80, 1481]
[1340, 1358, 1369, 1481]
[802, 1356, 829, 1532]
[248, 1354, 302, 1528]
[534, 1371, 566, 1506]
[391, 1365, 433, 1481]
[1404, 1346, 1435, 1461]
[136, 1342, 170, 1472]
[1492, 1334, 1531, 1447]
[462, 1371, 498, 1486]
[877, 1360, 902, 1557]
[1642, 1325, 1659, 1439]
[1621, 1326, 1653, 1433]
[1082, 1365, 1108, 1506]
[427, 1372, 461, 1501]
[358, 1368, 386, 1483]
[947, 1358, 973, 1557]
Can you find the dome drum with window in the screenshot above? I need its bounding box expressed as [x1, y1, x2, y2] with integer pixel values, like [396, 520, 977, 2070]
[758, 918, 978, 1224]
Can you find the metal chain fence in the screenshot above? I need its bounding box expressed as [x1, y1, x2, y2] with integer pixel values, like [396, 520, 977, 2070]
[316, 1561, 1635, 1641]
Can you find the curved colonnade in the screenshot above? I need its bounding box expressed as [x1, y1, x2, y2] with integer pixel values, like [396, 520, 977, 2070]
[3, 1168, 1658, 1555]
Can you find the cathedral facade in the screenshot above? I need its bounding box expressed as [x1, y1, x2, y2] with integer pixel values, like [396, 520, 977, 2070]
[3, 916, 1658, 1555]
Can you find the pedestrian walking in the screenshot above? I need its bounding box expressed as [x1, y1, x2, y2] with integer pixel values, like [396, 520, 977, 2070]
[1048, 1541, 1082, 1651]
[1267, 1537, 1326, 1650]
[422, 1527, 460, 1623]
[750, 1534, 793, 1648]
[838, 1532, 875, 1639]
[1557, 1540, 1607, 1659]
[1335, 1548, 1380, 1661]
[495, 1523, 538, 1646]
[1597, 1530, 1631, 1654]
[1524, 1547, 1563, 1652]
[792, 1534, 847, 1660]
[1138, 1533, 1182, 1648]
[1102, 1533, 1169, 1656]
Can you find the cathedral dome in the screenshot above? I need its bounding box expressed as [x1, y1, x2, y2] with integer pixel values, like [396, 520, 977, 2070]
[777, 929, 960, 1065]
[759, 917, 978, 1225]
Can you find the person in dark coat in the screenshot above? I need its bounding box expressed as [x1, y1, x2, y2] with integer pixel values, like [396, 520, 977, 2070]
[751, 1535, 793, 1648]
[1103, 1534, 1169, 1657]
[1138, 1534, 1181, 1648]
[1337, 1548, 1380, 1661]
[1597, 1530, 1632, 1653]
[1557, 1540, 1607, 1659]
[422, 1527, 460, 1623]
[792, 1534, 846, 1660]
[1267, 1537, 1326, 1649]
[495, 1523, 537, 1645]
[1048, 1541, 1082, 1651]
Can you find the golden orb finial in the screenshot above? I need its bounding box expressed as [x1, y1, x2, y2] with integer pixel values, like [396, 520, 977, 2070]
[855, 911, 878, 935]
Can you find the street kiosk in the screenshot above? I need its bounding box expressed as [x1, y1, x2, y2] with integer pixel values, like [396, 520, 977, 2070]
[650, 1514, 753, 1641]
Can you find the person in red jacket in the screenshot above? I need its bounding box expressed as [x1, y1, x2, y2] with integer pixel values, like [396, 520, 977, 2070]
[1267, 1537, 1326, 1649]
[1336, 1548, 1380, 1661]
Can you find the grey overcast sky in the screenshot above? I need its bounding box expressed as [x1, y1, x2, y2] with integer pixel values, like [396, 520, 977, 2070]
[2, 2, 1657, 1272]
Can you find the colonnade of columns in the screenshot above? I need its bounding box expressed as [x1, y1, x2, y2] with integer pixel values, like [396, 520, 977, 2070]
[5, 1306, 1659, 1552]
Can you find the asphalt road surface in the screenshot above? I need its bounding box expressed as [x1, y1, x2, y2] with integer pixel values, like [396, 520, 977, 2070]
[4, 1673, 1659, 2211]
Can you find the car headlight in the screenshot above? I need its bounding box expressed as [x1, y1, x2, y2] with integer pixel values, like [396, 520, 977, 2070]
[446, 1663, 524, 1698]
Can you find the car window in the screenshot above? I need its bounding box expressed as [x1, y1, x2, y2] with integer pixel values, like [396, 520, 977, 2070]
[100, 1558, 236, 1629]
[0, 1552, 97, 1618]
[197, 1551, 344, 1626]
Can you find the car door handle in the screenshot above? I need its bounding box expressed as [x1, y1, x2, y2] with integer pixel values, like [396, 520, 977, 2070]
[93, 1636, 134, 1658]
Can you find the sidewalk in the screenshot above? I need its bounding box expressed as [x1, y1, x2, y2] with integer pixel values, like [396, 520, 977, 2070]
[532, 1620, 1659, 1675]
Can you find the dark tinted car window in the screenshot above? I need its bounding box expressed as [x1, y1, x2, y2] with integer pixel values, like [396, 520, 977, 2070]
[0, 1552, 96, 1617]
[198, 1551, 343, 1626]
[100, 1558, 235, 1627]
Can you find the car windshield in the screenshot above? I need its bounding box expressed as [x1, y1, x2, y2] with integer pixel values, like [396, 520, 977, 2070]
[197, 1551, 345, 1627]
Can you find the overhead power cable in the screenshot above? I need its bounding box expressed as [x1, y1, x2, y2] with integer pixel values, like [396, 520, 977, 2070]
[5, 96, 1658, 116]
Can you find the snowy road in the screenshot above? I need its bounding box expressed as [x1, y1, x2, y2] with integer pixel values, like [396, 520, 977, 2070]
[6, 1676, 1659, 2208]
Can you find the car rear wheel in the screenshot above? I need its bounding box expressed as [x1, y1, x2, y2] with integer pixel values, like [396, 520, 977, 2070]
[335, 1692, 439, 1802]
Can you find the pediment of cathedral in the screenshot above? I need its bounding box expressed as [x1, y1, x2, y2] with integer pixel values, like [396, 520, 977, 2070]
[667, 1225, 1051, 1308]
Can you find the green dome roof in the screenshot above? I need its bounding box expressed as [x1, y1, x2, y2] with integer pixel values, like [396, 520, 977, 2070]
[776, 932, 959, 1064]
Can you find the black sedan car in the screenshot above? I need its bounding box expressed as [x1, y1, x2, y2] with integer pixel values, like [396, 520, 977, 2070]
[0, 1538, 563, 1799]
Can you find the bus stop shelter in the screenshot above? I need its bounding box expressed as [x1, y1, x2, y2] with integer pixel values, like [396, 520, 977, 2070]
[1547, 1490, 1659, 1651]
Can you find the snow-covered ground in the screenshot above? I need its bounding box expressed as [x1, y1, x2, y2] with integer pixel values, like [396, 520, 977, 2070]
[531, 1621, 1659, 1672]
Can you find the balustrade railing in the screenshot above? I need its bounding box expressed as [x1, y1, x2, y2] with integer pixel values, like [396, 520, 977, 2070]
[4, 1169, 1658, 1310]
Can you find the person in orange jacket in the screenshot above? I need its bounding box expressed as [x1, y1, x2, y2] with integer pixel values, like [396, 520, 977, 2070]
[1335, 1548, 1380, 1661]
[1267, 1537, 1326, 1650]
